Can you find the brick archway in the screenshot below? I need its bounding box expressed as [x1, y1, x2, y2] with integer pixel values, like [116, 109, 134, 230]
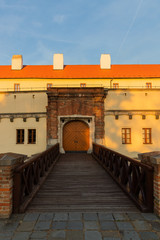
[47, 88, 107, 152]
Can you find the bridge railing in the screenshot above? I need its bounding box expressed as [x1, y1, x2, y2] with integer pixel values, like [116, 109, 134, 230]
[13, 143, 60, 213]
[92, 143, 154, 212]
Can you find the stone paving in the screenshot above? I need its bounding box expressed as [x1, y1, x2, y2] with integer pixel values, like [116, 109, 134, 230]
[0, 212, 160, 240]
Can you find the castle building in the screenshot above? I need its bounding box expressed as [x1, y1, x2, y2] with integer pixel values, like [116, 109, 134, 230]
[0, 54, 160, 157]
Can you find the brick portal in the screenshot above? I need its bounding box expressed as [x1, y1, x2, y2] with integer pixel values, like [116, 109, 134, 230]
[47, 88, 107, 147]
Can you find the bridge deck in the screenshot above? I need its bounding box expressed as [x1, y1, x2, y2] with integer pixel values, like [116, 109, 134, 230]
[27, 153, 139, 212]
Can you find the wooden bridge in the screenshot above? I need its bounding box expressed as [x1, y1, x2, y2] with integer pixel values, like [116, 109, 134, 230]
[13, 143, 154, 214]
[27, 153, 138, 212]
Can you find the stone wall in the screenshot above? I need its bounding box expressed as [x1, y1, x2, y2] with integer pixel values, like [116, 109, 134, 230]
[0, 153, 26, 218]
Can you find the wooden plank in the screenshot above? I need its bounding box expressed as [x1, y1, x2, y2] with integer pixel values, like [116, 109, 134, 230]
[27, 153, 139, 212]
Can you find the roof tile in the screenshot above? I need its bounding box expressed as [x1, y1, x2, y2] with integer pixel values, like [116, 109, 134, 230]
[0, 64, 160, 79]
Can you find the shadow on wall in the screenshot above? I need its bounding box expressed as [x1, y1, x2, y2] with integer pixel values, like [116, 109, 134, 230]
[0, 93, 6, 105]
[104, 89, 160, 158]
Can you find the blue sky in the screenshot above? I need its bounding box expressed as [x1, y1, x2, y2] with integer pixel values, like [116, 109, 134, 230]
[0, 0, 160, 65]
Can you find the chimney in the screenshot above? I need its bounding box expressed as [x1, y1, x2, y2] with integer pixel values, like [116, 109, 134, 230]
[100, 54, 111, 69]
[53, 54, 64, 70]
[11, 55, 23, 70]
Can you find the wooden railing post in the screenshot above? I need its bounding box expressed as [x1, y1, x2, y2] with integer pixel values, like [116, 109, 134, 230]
[0, 154, 26, 218]
[13, 172, 22, 214]
[139, 152, 160, 216]
[144, 167, 154, 212]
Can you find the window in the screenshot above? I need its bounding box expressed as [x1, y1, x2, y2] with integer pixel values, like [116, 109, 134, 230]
[14, 83, 20, 91]
[28, 129, 36, 144]
[80, 83, 86, 88]
[122, 128, 131, 144]
[47, 83, 52, 89]
[16, 129, 24, 144]
[143, 128, 152, 144]
[146, 82, 152, 88]
[113, 83, 119, 88]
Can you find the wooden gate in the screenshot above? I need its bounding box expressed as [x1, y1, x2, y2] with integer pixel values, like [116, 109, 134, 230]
[63, 120, 89, 152]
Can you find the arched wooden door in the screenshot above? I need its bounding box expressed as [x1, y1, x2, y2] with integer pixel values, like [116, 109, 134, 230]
[63, 120, 89, 152]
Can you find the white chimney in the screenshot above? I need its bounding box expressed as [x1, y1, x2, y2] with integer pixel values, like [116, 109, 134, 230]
[11, 55, 23, 70]
[53, 54, 64, 70]
[100, 54, 111, 69]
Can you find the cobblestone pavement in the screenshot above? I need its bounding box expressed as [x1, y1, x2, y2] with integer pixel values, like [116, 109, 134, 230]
[0, 212, 160, 240]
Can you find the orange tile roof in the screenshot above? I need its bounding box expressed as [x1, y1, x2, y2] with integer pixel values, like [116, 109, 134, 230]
[0, 64, 160, 79]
